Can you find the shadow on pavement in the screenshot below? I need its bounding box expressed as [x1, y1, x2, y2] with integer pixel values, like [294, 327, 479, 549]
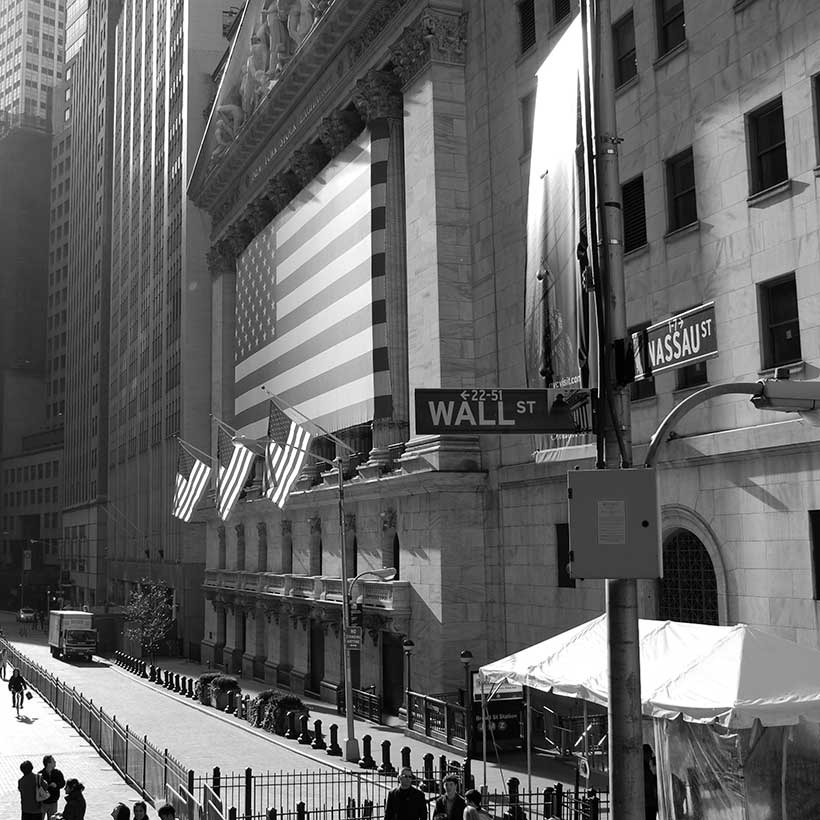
[16, 714, 37, 724]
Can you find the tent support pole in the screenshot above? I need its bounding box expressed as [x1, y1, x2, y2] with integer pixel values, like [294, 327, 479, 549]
[526, 687, 532, 792]
[482, 687, 487, 788]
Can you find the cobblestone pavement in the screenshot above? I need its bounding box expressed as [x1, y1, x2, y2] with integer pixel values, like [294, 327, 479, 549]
[0, 683, 144, 820]
[0, 612, 600, 799]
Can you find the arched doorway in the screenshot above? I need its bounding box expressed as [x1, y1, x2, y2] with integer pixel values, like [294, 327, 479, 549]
[659, 528, 719, 625]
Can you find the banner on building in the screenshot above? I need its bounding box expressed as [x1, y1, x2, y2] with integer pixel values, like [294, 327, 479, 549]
[523, 16, 597, 393]
[233, 129, 391, 439]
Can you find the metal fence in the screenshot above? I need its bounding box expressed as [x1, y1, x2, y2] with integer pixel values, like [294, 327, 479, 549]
[2, 640, 189, 806]
[406, 691, 468, 749]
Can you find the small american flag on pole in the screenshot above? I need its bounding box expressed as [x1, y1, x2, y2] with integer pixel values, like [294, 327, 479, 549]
[264, 401, 311, 509]
[171, 441, 211, 522]
[216, 425, 256, 521]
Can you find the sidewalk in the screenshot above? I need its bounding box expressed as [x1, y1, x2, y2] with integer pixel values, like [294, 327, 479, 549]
[0, 683, 144, 820]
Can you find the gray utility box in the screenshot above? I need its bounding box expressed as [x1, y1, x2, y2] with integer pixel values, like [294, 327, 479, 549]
[567, 467, 662, 579]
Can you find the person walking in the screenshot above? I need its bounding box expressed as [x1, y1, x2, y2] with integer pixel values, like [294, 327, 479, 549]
[39, 755, 66, 819]
[59, 780, 86, 820]
[463, 790, 491, 820]
[8, 668, 28, 716]
[132, 801, 150, 820]
[0, 643, 7, 680]
[111, 804, 131, 820]
[433, 775, 466, 820]
[18, 760, 43, 820]
[384, 767, 428, 820]
[157, 805, 176, 820]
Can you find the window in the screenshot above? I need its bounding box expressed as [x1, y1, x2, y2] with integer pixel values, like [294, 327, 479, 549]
[629, 323, 656, 400]
[747, 97, 787, 194]
[657, 0, 685, 55]
[518, 0, 536, 53]
[622, 175, 647, 252]
[759, 274, 801, 369]
[810, 511, 820, 600]
[556, 523, 575, 588]
[554, 0, 571, 24]
[613, 12, 637, 87]
[677, 359, 707, 390]
[666, 147, 697, 230]
[521, 91, 535, 156]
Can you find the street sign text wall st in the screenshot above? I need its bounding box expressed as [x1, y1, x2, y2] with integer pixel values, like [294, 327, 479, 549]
[415, 388, 595, 435]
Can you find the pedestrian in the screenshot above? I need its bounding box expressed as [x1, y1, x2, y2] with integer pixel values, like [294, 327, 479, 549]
[157, 804, 176, 820]
[17, 760, 43, 820]
[57, 779, 86, 820]
[0, 643, 7, 679]
[8, 668, 28, 714]
[39, 755, 66, 819]
[132, 801, 150, 820]
[384, 767, 427, 820]
[433, 774, 466, 820]
[463, 790, 491, 820]
[643, 744, 659, 820]
[111, 804, 131, 820]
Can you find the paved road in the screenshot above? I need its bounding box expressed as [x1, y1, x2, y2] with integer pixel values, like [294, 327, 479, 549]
[1, 611, 599, 800]
[1, 612, 350, 776]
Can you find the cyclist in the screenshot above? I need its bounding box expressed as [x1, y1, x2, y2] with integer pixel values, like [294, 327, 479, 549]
[8, 668, 28, 716]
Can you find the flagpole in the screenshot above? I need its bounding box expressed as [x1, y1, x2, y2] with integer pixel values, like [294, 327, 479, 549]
[261, 387, 355, 454]
[177, 436, 216, 466]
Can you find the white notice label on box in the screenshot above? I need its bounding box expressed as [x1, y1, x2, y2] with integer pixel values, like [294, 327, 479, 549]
[597, 500, 626, 545]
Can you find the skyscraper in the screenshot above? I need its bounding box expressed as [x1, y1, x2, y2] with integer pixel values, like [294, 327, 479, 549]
[104, 0, 224, 652]
[59, 0, 119, 608]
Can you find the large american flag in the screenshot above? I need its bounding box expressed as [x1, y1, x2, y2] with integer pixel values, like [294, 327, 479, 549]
[233, 127, 392, 440]
[264, 401, 311, 509]
[216, 425, 256, 521]
[171, 441, 211, 522]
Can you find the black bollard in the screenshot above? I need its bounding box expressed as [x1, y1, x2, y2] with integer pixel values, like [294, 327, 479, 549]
[148, 665, 156, 683]
[285, 711, 298, 739]
[141, 661, 148, 678]
[463, 758, 473, 791]
[401, 746, 411, 770]
[326, 723, 342, 756]
[423, 753, 435, 792]
[226, 690, 235, 714]
[503, 777, 526, 820]
[311, 720, 326, 750]
[296, 803, 306, 820]
[297, 713, 312, 744]
[359, 734, 376, 770]
[378, 739, 396, 775]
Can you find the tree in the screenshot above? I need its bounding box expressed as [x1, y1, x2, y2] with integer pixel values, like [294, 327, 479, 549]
[125, 578, 175, 661]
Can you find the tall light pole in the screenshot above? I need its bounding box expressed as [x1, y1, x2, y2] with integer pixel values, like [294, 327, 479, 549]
[337, 465, 396, 762]
[402, 638, 415, 712]
[460, 649, 473, 772]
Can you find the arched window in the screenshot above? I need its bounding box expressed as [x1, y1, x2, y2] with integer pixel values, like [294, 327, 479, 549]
[659, 528, 719, 625]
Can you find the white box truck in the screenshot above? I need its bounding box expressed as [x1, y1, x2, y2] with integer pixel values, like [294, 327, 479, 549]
[48, 610, 97, 661]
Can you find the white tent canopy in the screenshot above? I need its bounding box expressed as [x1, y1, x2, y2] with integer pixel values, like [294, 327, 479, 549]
[479, 614, 820, 729]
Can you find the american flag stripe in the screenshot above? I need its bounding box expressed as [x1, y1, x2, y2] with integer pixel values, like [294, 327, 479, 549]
[234, 128, 390, 440]
[173, 458, 211, 522]
[265, 423, 311, 508]
[216, 429, 256, 521]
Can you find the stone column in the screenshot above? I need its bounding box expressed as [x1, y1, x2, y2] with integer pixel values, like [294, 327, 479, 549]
[235, 523, 245, 571]
[280, 519, 293, 572]
[309, 517, 322, 575]
[352, 70, 410, 475]
[387, 10, 480, 473]
[256, 521, 268, 572]
[208, 240, 238, 432]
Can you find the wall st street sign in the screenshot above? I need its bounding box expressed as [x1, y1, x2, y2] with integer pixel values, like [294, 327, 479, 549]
[632, 302, 718, 380]
[414, 388, 595, 435]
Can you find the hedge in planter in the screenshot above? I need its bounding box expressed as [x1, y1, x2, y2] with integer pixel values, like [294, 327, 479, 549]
[248, 689, 278, 727]
[261, 692, 308, 736]
[196, 672, 221, 705]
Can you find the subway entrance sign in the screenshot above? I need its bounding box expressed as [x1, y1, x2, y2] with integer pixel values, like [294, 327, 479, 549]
[414, 388, 595, 435]
[632, 301, 717, 379]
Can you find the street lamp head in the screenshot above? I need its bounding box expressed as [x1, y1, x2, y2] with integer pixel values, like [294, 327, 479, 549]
[460, 649, 473, 666]
[402, 638, 415, 654]
[373, 567, 397, 581]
